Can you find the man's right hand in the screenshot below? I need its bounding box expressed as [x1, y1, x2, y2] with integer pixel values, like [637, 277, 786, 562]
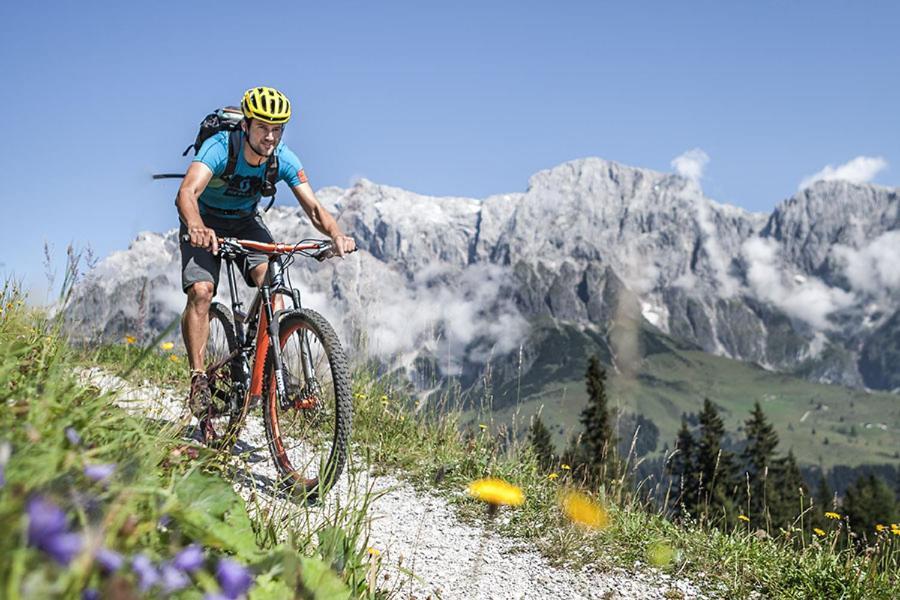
[187, 224, 219, 254]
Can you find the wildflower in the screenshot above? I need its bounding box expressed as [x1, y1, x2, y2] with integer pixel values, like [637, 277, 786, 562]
[65, 427, 82, 446]
[84, 463, 116, 483]
[813, 528, 826, 537]
[380, 395, 389, 403]
[216, 558, 253, 599]
[0, 441, 10, 489]
[27, 496, 83, 565]
[467, 478, 525, 507]
[876, 524, 886, 532]
[124, 335, 137, 345]
[169, 354, 181, 363]
[561, 464, 571, 471]
[824, 512, 841, 520]
[353, 392, 367, 400]
[560, 490, 609, 529]
[738, 515, 750, 523]
[367, 547, 381, 557]
[132, 554, 160, 592]
[893, 529, 900, 537]
[82, 590, 100, 600]
[95, 547, 124, 573]
[547, 473, 559, 481]
[161, 562, 190, 593]
[173, 544, 205, 572]
[479, 424, 488, 431]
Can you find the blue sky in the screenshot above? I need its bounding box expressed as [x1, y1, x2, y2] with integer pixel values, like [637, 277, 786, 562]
[1, 1, 898, 300]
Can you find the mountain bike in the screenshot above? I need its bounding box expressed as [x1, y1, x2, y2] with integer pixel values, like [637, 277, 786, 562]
[184, 235, 352, 501]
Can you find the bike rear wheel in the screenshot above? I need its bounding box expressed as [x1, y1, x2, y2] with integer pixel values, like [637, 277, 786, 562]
[201, 302, 246, 450]
[263, 309, 352, 501]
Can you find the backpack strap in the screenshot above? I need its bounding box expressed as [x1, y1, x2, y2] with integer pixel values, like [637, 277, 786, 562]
[260, 154, 279, 212]
[222, 130, 242, 181]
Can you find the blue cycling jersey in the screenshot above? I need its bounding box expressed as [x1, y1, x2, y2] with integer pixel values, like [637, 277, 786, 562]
[192, 131, 307, 217]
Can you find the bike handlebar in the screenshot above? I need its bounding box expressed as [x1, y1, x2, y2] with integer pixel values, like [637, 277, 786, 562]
[179, 234, 355, 261]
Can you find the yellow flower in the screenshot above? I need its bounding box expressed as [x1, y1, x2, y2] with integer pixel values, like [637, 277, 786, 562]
[124, 335, 137, 345]
[479, 424, 488, 430]
[738, 515, 750, 523]
[160, 341, 175, 351]
[560, 490, 609, 529]
[169, 354, 180, 363]
[824, 512, 841, 520]
[547, 473, 559, 481]
[892, 529, 900, 537]
[467, 478, 525, 507]
[367, 547, 381, 557]
[353, 392, 367, 400]
[813, 528, 826, 537]
[561, 464, 571, 471]
[876, 524, 886, 532]
[380, 395, 389, 403]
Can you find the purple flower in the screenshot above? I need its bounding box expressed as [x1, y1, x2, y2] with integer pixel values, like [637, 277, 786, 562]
[84, 463, 116, 483]
[216, 558, 253, 599]
[65, 427, 82, 446]
[95, 547, 124, 573]
[0, 440, 10, 488]
[43, 531, 83, 565]
[82, 589, 100, 600]
[204, 595, 231, 600]
[161, 562, 190, 593]
[173, 544, 204, 572]
[158, 514, 171, 528]
[132, 554, 160, 592]
[26, 496, 82, 564]
[27, 496, 67, 544]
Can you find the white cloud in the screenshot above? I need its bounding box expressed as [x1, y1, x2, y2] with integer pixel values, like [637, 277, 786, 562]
[351, 261, 529, 377]
[833, 231, 900, 296]
[742, 237, 854, 330]
[798, 156, 888, 190]
[671, 148, 710, 183]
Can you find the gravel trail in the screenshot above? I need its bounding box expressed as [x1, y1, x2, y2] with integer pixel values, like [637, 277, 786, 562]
[79, 367, 712, 599]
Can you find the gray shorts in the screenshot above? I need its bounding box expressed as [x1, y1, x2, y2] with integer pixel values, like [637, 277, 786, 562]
[180, 212, 275, 294]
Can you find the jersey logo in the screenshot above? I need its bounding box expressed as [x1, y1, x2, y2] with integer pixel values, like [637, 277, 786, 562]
[223, 175, 263, 197]
[297, 169, 309, 184]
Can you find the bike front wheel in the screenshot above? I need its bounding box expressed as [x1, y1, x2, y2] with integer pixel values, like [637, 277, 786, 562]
[263, 309, 352, 501]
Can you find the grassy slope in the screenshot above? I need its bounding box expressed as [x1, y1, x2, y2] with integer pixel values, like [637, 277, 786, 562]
[486, 321, 900, 469]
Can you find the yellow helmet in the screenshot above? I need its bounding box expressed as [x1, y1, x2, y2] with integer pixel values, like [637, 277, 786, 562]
[241, 86, 292, 124]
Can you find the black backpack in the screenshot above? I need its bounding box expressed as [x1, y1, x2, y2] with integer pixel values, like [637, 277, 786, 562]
[156, 106, 279, 211]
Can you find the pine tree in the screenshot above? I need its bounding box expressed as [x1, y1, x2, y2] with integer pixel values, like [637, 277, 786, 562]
[768, 450, 808, 529]
[843, 474, 899, 539]
[529, 414, 555, 472]
[695, 398, 737, 521]
[739, 402, 780, 527]
[811, 467, 834, 531]
[667, 416, 698, 518]
[577, 355, 617, 485]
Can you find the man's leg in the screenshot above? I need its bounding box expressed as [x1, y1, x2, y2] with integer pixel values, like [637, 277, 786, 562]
[182, 281, 215, 370]
[249, 263, 285, 310]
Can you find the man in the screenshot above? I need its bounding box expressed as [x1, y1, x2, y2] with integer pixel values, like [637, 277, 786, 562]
[176, 86, 355, 415]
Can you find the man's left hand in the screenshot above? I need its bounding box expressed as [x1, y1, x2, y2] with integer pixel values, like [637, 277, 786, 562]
[332, 234, 356, 257]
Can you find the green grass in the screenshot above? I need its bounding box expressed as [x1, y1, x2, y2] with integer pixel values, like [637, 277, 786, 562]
[71, 303, 899, 599]
[0, 285, 379, 599]
[484, 321, 900, 470]
[345, 367, 900, 599]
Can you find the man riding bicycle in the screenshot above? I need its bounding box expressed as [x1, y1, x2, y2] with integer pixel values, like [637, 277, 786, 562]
[176, 86, 355, 416]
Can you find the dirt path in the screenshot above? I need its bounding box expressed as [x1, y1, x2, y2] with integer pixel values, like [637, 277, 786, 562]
[79, 367, 711, 599]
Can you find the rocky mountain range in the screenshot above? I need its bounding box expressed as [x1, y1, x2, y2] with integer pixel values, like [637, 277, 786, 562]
[65, 158, 900, 396]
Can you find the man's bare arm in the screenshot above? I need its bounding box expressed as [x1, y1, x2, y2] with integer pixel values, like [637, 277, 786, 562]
[290, 182, 356, 256]
[176, 162, 218, 253]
